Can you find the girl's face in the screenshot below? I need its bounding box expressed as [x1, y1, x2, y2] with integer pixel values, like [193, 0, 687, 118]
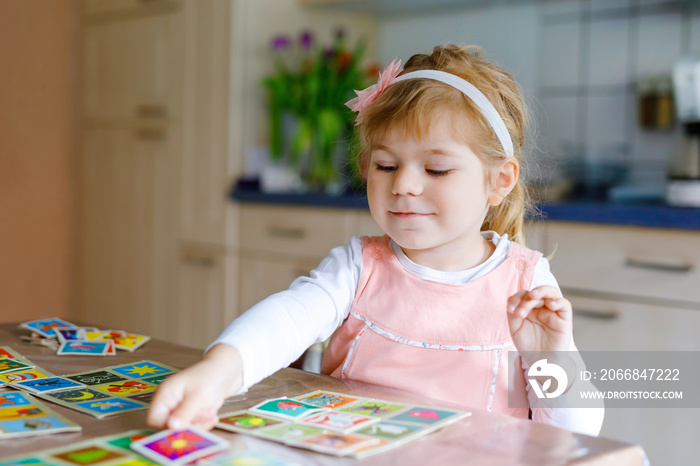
[367, 112, 500, 271]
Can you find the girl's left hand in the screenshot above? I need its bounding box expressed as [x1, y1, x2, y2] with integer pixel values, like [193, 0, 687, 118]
[506, 286, 572, 355]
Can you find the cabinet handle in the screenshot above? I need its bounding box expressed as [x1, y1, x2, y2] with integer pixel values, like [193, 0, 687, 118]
[266, 226, 306, 239]
[133, 128, 166, 141]
[624, 257, 694, 274]
[574, 309, 620, 320]
[135, 104, 167, 119]
[182, 255, 216, 267]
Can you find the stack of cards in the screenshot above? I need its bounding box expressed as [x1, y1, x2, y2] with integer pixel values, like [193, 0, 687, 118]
[0, 391, 81, 438]
[0, 346, 56, 388]
[215, 391, 471, 458]
[23, 360, 179, 419]
[0, 429, 303, 466]
[19, 318, 151, 356]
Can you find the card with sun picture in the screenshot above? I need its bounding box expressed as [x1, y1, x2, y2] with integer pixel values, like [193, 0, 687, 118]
[130, 427, 229, 465]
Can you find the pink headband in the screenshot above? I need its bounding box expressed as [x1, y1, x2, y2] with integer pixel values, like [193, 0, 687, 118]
[346, 58, 514, 157]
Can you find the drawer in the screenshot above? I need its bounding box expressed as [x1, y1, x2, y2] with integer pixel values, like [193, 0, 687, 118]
[239, 205, 353, 258]
[545, 222, 700, 308]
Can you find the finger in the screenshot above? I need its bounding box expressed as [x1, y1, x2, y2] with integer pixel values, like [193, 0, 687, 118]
[191, 408, 220, 431]
[513, 292, 545, 318]
[507, 289, 529, 314]
[147, 383, 183, 428]
[528, 285, 561, 301]
[167, 390, 217, 431]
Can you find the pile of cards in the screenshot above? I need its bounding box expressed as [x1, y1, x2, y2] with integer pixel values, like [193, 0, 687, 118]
[215, 391, 471, 458]
[19, 317, 150, 355]
[0, 429, 303, 466]
[15, 360, 179, 419]
[0, 391, 81, 439]
[0, 346, 56, 388]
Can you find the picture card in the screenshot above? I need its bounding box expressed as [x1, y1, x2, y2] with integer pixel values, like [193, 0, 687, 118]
[54, 327, 86, 344]
[107, 361, 177, 379]
[0, 359, 34, 375]
[10, 377, 85, 394]
[45, 388, 112, 404]
[51, 445, 127, 464]
[253, 423, 323, 443]
[0, 392, 81, 439]
[294, 391, 360, 409]
[100, 331, 151, 352]
[20, 318, 76, 338]
[296, 432, 379, 456]
[200, 450, 303, 466]
[0, 368, 54, 388]
[57, 340, 112, 356]
[92, 379, 156, 396]
[73, 396, 147, 418]
[339, 399, 407, 417]
[64, 369, 127, 386]
[297, 411, 379, 433]
[249, 397, 329, 421]
[130, 427, 229, 465]
[0, 346, 23, 359]
[389, 406, 464, 425]
[216, 410, 285, 433]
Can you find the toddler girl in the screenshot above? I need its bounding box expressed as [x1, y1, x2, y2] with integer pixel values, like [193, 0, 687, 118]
[148, 45, 603, 436]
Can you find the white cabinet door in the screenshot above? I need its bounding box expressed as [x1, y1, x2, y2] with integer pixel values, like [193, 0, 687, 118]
[569, 294, 700, 465]
[238, 256, 321, 314]
[178, 0, 233, 246]
[82, 9, 182, 120]
[78, 126, 177, 335]
[173, 247, 237, 349]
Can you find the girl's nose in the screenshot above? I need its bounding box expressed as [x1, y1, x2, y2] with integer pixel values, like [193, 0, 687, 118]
[391, 167, 423, 196]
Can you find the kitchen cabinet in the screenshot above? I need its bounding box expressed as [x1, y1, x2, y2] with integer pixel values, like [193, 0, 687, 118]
[545, 222, 700, 465]
[77, 0, 239, 349]
[238, 205, 383, 311]
[77, 126, 177, 336]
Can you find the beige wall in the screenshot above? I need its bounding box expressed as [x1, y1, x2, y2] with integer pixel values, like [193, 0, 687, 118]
[0, 0, 78, 323]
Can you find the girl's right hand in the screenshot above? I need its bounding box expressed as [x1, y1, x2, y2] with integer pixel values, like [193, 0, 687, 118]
[147, 344, 243, 431]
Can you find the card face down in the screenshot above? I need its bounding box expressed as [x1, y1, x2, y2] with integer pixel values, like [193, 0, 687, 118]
[130, 427, 229, 465]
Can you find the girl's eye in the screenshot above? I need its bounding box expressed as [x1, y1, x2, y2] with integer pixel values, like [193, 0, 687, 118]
[426, 168, 452, 177]
[376, 164, 397, 172]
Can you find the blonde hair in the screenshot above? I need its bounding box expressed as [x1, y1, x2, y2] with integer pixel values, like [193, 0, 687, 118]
[355, 45, 533, 245]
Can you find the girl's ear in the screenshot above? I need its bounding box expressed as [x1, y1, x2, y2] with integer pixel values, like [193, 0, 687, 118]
[488, 158, 519, 206]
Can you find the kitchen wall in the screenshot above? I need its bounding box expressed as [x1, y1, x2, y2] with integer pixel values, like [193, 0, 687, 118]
[0, 0, 78, 323]
[376, 0, 700, 196]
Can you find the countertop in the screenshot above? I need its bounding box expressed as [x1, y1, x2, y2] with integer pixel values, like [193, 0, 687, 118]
[0, 323, 647, 464]
[231, 186, 700, 231]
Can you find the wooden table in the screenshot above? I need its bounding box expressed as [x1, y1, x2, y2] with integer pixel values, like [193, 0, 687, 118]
[0, 323, 647, 464]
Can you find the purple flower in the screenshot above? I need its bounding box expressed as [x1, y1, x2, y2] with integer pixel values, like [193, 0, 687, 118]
[271, 35, 291, 51]
[299, 30, 314, 50]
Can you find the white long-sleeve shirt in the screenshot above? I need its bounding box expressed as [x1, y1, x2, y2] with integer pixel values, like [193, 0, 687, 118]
[212, 232, 604, 436]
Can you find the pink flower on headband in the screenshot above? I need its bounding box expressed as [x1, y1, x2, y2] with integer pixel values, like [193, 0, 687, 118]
[346, 58, 403, 125]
